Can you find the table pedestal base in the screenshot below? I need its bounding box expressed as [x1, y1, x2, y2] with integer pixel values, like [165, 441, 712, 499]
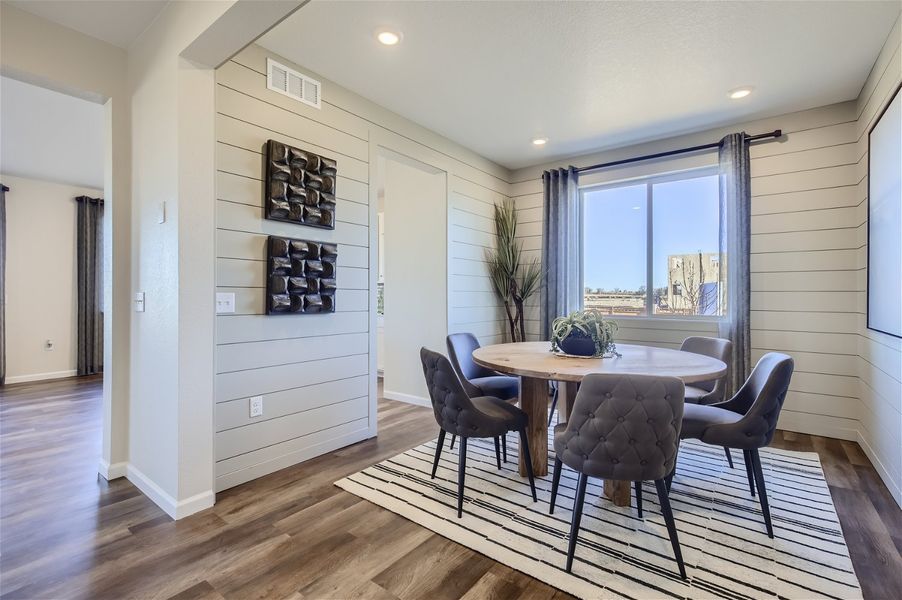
[604, 479, 632, 506]
[518, 376, 549, 477]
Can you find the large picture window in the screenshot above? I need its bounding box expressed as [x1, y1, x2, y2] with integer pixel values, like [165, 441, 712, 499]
[581, 168, 724, 318]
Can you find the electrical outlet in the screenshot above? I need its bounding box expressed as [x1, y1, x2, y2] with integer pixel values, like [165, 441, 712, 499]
[249, 396, 264, 418]
[44, 339, 54, 351]
[216, 292, 235, 314]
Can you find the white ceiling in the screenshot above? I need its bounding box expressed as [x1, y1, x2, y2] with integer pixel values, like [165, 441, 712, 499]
[1, 76, 105, 189]
[6, 0, 167, 49]
[260, 1, 901, 170]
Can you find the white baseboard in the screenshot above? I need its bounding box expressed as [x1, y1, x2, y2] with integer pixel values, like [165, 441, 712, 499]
[856, 431, 902, 509]
[383, 389, 430, 407]
[98, 459, 127, 480]
[4, 369, 78, 384]
[126, 464, 214, 520]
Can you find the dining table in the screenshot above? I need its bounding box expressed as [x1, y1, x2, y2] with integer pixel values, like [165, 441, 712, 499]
[471, 341, 728, 506]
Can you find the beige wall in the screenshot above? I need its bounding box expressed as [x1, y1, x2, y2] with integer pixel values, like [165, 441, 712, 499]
[213, 43, 510, 491]
[3, 175, 101, 383]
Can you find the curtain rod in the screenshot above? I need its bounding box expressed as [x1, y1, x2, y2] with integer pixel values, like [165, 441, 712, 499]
[575, 129, 782, 174]
[1, 184, 8, 192]
[74, 195, 104, 205]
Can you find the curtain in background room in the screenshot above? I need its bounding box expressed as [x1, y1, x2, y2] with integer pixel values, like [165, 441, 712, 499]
[541, 167, 581, 339]
[1, 184, 7, 385]
[718, 133, 752, 395]
[76, 196, 104, 376]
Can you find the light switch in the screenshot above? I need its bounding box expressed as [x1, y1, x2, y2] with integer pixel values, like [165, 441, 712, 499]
[135, 292, 145, 313]
[216, 292, 236, 314]
[249, 396, 263, 418]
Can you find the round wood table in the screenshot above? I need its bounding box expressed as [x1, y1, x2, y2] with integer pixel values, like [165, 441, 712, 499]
[472, 341, 727, 506]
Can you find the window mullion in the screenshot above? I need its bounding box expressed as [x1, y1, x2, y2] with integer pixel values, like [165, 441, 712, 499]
[646, 181, 653, 317]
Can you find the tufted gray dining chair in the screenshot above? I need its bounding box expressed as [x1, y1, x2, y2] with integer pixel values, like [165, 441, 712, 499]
[679, 352, 794, 538]
[680, 336, 735, 467]
[420, 347, 537, 518]
[446, 333, 520, 458]
[548, 373, 687, 578]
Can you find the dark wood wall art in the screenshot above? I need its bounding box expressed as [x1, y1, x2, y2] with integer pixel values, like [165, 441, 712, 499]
[265, 139, 337, 229]
[266, 235, 337, 315]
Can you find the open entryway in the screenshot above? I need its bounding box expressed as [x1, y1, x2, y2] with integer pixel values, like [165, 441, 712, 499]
[374, 150, 448, 406]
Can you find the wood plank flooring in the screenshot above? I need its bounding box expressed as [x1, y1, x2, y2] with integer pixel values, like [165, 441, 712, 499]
[1, 377, 900, 599]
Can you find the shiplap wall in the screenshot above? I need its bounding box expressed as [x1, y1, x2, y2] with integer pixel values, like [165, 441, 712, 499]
[855, 16, 901, 506]
[508, 86, 878, 448]
[214, 44, 508, 491]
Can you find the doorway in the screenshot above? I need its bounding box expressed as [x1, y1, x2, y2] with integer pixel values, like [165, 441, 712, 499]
[375, 150, 448, 405]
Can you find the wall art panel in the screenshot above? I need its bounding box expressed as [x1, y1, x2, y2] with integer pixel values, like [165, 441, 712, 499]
[266, 235, 337, 315]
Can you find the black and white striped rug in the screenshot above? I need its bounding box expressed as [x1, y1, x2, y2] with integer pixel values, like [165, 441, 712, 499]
[336, 429, 861, 599]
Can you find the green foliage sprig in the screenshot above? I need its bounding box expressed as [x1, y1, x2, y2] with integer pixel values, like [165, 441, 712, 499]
[550, 309, 621, 358]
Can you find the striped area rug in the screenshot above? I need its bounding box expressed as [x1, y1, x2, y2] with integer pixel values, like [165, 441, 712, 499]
[336, 428, 861, 600]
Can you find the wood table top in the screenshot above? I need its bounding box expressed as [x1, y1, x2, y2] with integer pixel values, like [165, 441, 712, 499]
[472, 341, 727, 384]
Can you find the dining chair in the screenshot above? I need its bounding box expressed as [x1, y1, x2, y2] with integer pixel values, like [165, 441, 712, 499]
[420, 347, 537, 518]
[680, 336, 735, 467]
[548, 373, 687, 578]
[678, 352, 794, 538]
[446, 333, 520, 455]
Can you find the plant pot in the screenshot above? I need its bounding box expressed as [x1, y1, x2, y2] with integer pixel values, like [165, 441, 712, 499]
[559, 331, 596, 356]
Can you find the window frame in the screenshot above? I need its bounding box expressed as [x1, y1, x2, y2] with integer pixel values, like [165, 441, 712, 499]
[578, 165, 724, 322]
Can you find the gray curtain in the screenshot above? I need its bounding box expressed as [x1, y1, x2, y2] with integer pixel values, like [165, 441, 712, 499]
[718, 133, 752, 395]
[540, 167, 581, 339]
[76, 196, 104, 376]
[1, 185, 6, 385]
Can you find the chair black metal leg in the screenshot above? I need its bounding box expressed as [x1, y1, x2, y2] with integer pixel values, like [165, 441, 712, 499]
[743, 449, 756, 497]
[548, 387, 558, 426]
[549, 457, 563, 514]
[518, 427, 537, 502]
[431, 429, 446, 479]
[664, 467, 674, 494]
[502, 434, 507, 463]
[724, 447, 734, 469]
[457, 437, 468, 518]
[654, 479, 687, 580]
[494, 437, 502, 470]
[449, 434, 456, 451]
[565, 473, 589, 573]
[634, 481, 643, 517]
[750, 449, 774, 538]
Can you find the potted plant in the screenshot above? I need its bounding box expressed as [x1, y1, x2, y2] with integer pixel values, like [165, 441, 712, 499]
[486, 200, 541, 342]
[550, 310, 621, 358]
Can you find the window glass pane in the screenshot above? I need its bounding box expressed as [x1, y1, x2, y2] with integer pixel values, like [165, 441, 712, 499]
[651, 174, 723, 316]
[582, 184, 647, 316]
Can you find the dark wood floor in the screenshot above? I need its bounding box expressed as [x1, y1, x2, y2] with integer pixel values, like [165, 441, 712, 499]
[1, 377, 900, 599]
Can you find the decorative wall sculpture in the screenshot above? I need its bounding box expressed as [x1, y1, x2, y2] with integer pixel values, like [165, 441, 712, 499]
[265, 139, 336, 229]
[266, 235, 337, 314]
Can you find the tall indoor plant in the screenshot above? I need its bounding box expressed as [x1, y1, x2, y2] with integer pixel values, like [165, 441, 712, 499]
[486, 200, 541, 342]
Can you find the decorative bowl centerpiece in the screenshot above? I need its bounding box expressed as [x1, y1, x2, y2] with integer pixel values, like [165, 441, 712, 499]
[550, 309, 621, 358]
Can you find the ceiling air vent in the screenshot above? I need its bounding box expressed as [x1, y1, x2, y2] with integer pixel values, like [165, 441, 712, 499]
[267, 58, 321, 109]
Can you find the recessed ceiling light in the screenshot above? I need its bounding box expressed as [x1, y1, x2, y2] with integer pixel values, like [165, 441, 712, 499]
[376, 30, 401, 46]
[729, 87, 753, 100]
[632, 206, 641, 210]
[532, 137, 548, 146]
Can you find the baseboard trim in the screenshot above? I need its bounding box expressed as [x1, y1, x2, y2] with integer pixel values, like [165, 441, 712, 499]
[856, 431, 902, 509]
[4, 370, 78, 384]
[382, 389, 430, 407]
[126, 464, 214, 520]
[98, 459, 127, 480]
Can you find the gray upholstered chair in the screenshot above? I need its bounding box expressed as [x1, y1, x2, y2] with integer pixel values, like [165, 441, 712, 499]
[447, 333, 519, 400]
[679, 336, 735, 467]
[680, 336, 732, 405]
[679, 352, 794, 538]
[420, 347, 537, 518]
[446, 333, 520, 455]
[548, 373, 687, 578]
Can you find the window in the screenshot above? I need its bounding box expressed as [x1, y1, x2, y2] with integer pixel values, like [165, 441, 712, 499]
[581, 168, 724, 318]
